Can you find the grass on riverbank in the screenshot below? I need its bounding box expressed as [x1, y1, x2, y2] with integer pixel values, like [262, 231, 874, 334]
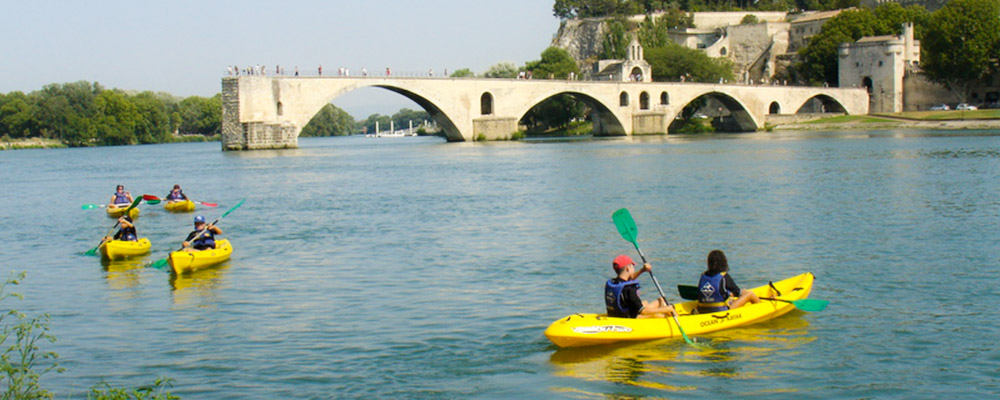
[1, 138, 67, 150]
[523, 121, 594, 138]
[804, 115, 897, 124]
[875, 109, 1000, 120]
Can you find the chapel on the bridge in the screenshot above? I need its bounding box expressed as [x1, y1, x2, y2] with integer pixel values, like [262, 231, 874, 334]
[593, 37, 652, 83]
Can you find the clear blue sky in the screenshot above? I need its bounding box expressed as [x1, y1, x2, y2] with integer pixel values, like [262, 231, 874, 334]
[0, 0, 558, 118]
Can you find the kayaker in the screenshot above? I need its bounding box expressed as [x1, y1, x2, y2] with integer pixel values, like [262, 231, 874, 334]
[109, 185, 133, 207]
[696, 250, 760, 313]
[166, 184, 188, 201]
[605, 255, 677, 319]
[106, 215, 137, 242]
[183, 215, 222, 251]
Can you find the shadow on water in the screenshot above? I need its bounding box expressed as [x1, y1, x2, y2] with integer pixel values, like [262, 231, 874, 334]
[548, 312, 813, 398]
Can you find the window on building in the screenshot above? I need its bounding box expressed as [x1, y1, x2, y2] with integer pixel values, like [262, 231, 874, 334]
[640, 92, 650, 110]
[620, 92, 629, 107]
[480, 92, 493, 115]
[660, 92, 669, 105]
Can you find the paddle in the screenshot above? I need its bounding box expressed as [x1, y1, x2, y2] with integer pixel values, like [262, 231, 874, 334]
[677, 284, 828, 312]
[148, 198, 245, 270]
[143, 194, 216, 207]
[83, 197, 142, 256]
[612, 208, 695, 345]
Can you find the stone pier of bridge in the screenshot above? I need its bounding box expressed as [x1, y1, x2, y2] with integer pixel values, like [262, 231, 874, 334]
[221, 76, 869, 150]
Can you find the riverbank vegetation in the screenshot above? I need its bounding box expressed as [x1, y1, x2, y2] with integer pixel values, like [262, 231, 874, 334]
[0, 272, 177, 399]
[0, 81, 221, 147]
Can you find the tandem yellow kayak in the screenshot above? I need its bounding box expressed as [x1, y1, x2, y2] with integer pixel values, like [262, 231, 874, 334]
[163, 200, 195, 212]
[107, 205, 140, 219]
[168, 239, 232, 274]
[544, 272, 815, 348]
[98, 238, 151, 260]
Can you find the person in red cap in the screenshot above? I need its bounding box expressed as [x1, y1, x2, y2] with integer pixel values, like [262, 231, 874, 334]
[605, 254, 676, 318]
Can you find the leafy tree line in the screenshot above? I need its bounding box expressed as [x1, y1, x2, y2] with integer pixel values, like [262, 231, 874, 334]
[553, 0, 858, 19]
[0, 81, 221, 146]
[793, 0, 999, 101]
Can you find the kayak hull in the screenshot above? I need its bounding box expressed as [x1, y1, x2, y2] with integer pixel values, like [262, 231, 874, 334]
[99, 238, 151, 260]
[107, 206, 140, 219]
[168, 239, 232, 274]
[164, 200, 196, 212]
[544, 272, 815, 348]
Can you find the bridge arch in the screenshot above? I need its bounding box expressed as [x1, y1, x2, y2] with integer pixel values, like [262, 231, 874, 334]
[671, 91, 759, 133]
[516, 91, 627, 136]
[795, 94, 848, 114]
[291, 81, 466, 141]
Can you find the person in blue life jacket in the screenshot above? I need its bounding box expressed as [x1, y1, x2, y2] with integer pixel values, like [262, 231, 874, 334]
[696, 250, 760, 313]
[605, 254, 677, 319]
[166, 184, 188, 201]
[109, 184, 133, 208]
[182, 215, 222, 251]
[104, 215, 137, 242]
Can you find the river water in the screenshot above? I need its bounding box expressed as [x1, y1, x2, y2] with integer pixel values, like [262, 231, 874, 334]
[1, 131, 998, 398]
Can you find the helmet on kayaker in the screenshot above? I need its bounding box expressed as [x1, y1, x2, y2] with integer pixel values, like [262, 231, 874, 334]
[613, 255, 634, 272]
[194, 215, 206, 224]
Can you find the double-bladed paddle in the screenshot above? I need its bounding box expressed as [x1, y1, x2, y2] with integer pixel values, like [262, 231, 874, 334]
[148, 198, 245, 270]
[142, 194, 217, 207]
[612, 208, 695, 345]
[676, 284, 828, 312]
[83, 197, 142, 256]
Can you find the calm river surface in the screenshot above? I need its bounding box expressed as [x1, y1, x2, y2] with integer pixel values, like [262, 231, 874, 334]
[2, 131, 999, 399]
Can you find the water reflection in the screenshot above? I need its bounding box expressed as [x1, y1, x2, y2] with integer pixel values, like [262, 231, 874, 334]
[169, 263, 229, 307]
[102, 257, 150, 291]
[549, 313, 812, 396]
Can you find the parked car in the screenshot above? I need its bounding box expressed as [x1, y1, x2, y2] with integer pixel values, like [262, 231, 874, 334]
[956, 103, 978, 111]
[929, 104, 950, 111]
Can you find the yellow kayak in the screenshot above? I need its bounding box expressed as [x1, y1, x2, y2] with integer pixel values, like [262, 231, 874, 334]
[544, 272, 815, 348]
[107, 205, 140, 219]
[164, 200, 196, 212]
[98, 238, 151, 260]
[168, 239, 232, 274]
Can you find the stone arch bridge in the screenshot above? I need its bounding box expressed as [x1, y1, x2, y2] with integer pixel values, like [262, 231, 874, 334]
[221, 76, 868, 150]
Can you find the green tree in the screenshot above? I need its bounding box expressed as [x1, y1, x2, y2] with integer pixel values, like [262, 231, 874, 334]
[0, 92, 38, 139]
[740, 14, 759, 24]
[920, 0, 1000, 102]
[483, 62, 519, 79]
[645, 42, 735, 82]
[526, 47, 580, 79]
[177, 95, 221, 135]
[300, 104, 355, 137]
[392, 108, 430, 131]
[601, 18, 629, 59]
[449, 68, 475, 78]
[93, 90, 139, 145]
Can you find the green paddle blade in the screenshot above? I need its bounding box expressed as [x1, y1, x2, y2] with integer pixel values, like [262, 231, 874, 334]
[149, 258, 169, 270]
[612, 208, 638, 244]
[82, 204, 97, 210]
[145, 199, 161, 205]
[84, 247, 99, 256]
[791, 299, 828, 312]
